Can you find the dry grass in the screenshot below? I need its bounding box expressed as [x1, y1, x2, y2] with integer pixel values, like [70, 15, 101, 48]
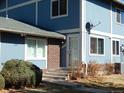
[0, 82, 84, 93]
[75, 74, 124, 89]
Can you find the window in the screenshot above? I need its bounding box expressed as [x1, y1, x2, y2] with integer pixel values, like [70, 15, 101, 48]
[116, 9, 124, 24]
[90, 37, 104, 55]
[113, 40, 119, 55]
[52, 0, 67, 17]
[26, 38, 47, 60]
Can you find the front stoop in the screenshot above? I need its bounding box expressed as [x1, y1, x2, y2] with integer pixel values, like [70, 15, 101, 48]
[43, 68, 69, 81]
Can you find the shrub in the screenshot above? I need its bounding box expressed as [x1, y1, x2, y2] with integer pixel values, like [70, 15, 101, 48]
[105, 63, 114, 75]
[1, 59, 42, 88]
[0, 74, 5, 90]
[88, 61, 101, 76]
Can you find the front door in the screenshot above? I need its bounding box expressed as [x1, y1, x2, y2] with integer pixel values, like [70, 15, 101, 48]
[67, 34, 80, 68]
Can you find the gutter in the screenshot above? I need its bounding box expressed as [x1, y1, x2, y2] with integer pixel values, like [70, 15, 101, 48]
[113, 0, 124, 5]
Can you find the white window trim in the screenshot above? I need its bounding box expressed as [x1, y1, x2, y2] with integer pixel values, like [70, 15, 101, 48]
[112, 39, 120, 57]
[115, 8, 124, 25]
[25, 37, 47, 61]
[51, 0, 68, 19]
[89, 35, 105, 56]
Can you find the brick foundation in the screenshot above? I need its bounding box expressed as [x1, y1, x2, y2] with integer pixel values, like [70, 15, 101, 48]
[47, 39, 61, 69]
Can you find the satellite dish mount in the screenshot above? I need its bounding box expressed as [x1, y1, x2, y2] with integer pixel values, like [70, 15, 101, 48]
[86, 21, 101, 34]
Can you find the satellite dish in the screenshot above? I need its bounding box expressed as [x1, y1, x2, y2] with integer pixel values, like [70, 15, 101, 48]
[86, 22, 93, 34]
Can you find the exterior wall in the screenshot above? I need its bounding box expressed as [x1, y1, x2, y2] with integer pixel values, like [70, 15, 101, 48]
[86, 0, 111, 33]
[112, 6, 124, 36]
[0, 12, 6, 17]
[0, 32, 25, 66]
[38, 0, 80, 31]
[8, 3, 36, 25]
[0, 32, 48, 70]
[0, 0, 80, 69]
[86, 34, 111, 63]
[0, 1, 6, 10]
[47, 39, 61, 69]
[8, 0, 30, 7]
[111, 4, 124, 64]
[28, 60, 47, 69]
[85, 0, 124, 63]
[0, 0, 80, 31]
[85, 0, 112, 63]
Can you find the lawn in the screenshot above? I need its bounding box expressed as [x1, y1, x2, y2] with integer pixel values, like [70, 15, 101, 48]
[73, 74, 124, 91]
[0, 82, 88, 93]
[1, 75, 124, 93]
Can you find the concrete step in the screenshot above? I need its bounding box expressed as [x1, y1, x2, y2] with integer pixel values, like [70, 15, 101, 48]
[43, 68, 69, 81]
[43, 74, 65, 78]
[43, 71, 68, 76]
[46, 70, 69, 73]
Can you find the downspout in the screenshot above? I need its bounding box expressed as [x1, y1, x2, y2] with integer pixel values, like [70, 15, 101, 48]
[110, 2, 113, 63]
[80, 0, 88, 75]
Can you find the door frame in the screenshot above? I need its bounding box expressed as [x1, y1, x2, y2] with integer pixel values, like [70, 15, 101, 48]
[66, 34, 80, 68]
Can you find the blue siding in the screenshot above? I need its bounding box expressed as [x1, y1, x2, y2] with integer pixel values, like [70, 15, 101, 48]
[0, 1, 6, 10]
[86, 0, 111, 33]
[0, 0, 80, 31]
[28, 60, 47, 69]
[38, 0, 80, 31]
[86, 35, 111, 63]
[0, 32, 48, 69]
[0, 12, 6, 17]
[8, 0, 31, 7]
[112, 7, 124, 36]
[8, 3, 36, 25]
[1, 32, 25, 64]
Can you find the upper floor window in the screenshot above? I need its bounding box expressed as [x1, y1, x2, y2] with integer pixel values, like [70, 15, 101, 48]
[116, 9, 124, 24]
[51, 0, 67, 18]
[90, 36, 104, 55]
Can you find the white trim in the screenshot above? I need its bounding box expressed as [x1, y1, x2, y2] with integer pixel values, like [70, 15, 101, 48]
[66, 34, 80, 67]
[115, 8, 121, 24]
[112, 39, 120, 57]
[115, 8, 124, 25]
[0, 32, 1, 60]
[25, 37, 47, 61]
[91, 30, 124, 40]
[81, 0, 86, 62]
[50, 0, 68, 19]
[110, 2, 113, 62]
[0, 0, 41, 13]
[89, 35, 105, 56]
[24, 37, 27, 61]
[6, 0, 8, 18]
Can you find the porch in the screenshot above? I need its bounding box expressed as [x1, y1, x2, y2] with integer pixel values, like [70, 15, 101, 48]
[0, 17, 65, 70]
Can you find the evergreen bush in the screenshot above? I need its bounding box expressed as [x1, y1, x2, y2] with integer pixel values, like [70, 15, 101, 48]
[0, 74, 5, 90]
[1, 59, 42, 88]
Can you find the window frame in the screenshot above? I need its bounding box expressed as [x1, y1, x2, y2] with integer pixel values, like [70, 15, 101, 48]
[89, 35, 105, 56]
[116, 8, 124, 24]
[25, 37, 47, 60]
[112, 39, 120, 56]
[51, 0, 68, 19]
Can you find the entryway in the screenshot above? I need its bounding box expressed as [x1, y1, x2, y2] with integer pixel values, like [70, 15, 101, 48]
[67, 34, 80, 68]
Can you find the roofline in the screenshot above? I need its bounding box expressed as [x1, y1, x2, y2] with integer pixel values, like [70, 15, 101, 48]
[0, 28, 66, 40]
[113, 0, 124, 6]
